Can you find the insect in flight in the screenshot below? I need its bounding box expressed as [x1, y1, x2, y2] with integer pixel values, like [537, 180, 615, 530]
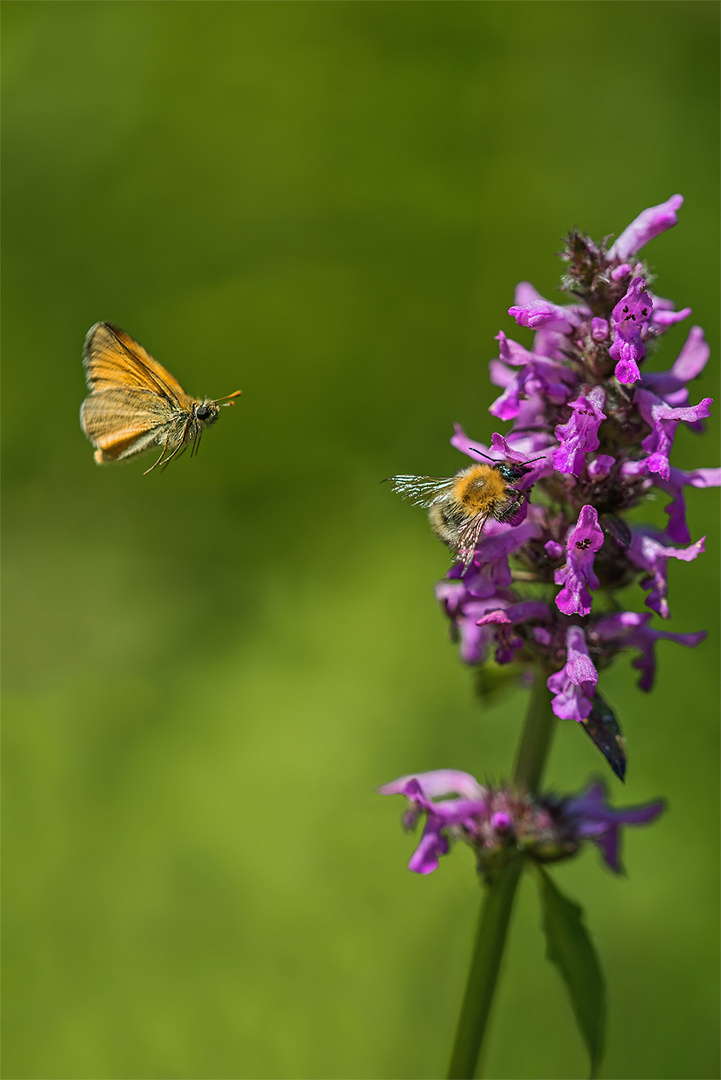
[80, 322, 241, 474]
[385, 450, 544, 570]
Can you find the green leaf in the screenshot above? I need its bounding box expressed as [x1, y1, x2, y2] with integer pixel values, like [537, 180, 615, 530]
[536, 867, 606, 1079]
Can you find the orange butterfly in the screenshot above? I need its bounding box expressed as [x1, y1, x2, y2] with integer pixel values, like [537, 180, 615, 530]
[80, 322, 241, 474]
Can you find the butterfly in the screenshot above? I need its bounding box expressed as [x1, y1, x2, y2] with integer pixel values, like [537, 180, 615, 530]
[80, 322, 241, 474]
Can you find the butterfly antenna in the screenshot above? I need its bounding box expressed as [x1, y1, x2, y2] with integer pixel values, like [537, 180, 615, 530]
[214, 390, 242, 407]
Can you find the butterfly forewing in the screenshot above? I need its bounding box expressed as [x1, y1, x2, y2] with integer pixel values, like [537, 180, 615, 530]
[83, 323, 192, 405]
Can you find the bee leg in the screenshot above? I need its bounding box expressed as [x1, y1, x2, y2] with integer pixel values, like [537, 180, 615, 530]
[496, 488, 531, 524]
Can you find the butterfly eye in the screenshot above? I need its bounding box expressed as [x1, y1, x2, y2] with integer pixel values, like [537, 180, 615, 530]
[196, 404, 211, 420]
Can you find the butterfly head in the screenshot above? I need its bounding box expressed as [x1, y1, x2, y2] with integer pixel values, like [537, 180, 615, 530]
[194, 400, 222, 428]
[193, 390, 241, 429]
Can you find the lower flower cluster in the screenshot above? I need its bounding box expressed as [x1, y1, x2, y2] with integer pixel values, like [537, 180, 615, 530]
[379, 769, 664, 882]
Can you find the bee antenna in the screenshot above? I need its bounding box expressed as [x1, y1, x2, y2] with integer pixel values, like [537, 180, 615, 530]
[468, 445, 547, 466]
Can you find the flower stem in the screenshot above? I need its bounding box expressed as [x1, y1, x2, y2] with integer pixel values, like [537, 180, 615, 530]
[447, 673, 556, 1079]
[512, 669, 558, 794]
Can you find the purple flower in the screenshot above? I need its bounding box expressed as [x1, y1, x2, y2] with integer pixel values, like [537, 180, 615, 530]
[593, 610, 707, 692]
[657, 465, 721, 545]
[627, 624, 707, 692]
[628, 529, 705, 618]
[380, 771, 665, 877]
[609, 277, 653, 384]
[458, 521, 540, 598]
[636, 387, 713, 481]
[554, 506, 605, 617]
[508, 292, 578, 333]
[476, 601, 552, 664]
[554, 386, 607, 476]
[489, 334, 577, 422]
[608, 193, 684, 260]
[591, 318, 609, 341]
[547, 626, 598, 722]
[642, 325, 710, 407]
[564, 782, 665, 872]
[378, 771, 487, 874]
[587, 454, 615, 481]
[649, 294, 692, 333]
[436, 585, 512, 665]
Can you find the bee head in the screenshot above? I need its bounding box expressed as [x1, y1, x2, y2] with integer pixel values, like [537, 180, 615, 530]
[494, 461, 534, 483]
[468, 447, 545, 483]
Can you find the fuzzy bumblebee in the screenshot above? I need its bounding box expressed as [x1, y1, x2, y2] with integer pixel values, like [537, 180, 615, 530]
[386, 453, 541, 570]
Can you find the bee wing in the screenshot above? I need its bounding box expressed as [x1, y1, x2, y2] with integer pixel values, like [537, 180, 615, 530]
[455, 512, 492, 571]
[384, 474, 456, 507]
[83, 322, 193, 407]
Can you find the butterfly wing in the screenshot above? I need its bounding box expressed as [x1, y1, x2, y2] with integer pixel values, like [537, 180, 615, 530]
[384, 475, 457, 507]
[82, 322, 193, 407]
[80, 387, 184, 462]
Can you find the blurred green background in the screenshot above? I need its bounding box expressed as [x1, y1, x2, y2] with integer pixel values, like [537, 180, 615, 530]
[2, 3, 719, 1078]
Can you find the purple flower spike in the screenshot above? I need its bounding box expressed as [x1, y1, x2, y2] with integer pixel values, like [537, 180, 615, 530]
[565, 782, 665, 872]
[609, 277, 653, 384]
[554, 506, 604, 617]
[609, 194, 684, 261]
[554, 386, 607, 476]
[547, 625, 598, 722]
[386, 194, 715, 777]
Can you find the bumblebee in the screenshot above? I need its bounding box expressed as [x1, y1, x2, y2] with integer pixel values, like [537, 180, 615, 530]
[386, 452, 542, 569]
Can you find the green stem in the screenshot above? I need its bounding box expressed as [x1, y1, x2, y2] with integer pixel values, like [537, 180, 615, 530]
[512, 668, 558, 793]
[447, 673, 557, 1080]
